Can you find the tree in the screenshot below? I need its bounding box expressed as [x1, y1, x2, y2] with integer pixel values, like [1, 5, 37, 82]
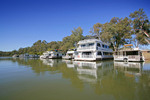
[101, 17, 132, 51]
[60, 27, 83, 52]
[129, 8, 150, 46]
[71, 27, 83, 45]
[90, 23, 103, 40]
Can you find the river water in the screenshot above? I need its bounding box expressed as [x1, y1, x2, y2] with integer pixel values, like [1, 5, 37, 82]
[0, 57, 150, 100]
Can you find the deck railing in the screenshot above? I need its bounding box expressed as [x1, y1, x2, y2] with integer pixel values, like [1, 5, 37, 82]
[77, 46, 95, 50]
[82, 55, 94, 58]
[114, 55, 140, 59]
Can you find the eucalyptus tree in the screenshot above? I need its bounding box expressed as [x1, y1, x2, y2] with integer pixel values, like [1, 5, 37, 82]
[89, 23, 103, 40]
[71, 27, 83, 44]
[129, 8, 150, 46]
[60, 27, 83, 52]
[101, 17, 132, 51]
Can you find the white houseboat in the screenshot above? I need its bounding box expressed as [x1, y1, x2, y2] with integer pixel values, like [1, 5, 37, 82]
[40, 51, 62, 59]
[74, 39, 113, 61]
[114, 44, 145, 62]
[62, 50, 77, 60]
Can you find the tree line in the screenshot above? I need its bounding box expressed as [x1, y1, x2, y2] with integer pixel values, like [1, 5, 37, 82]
[0, 8, 149, 56]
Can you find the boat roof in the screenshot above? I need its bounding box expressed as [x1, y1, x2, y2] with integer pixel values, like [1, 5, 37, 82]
[67, 51, 76, 54]
[114, 48, 141, 52]
[78, 39, 109, 45]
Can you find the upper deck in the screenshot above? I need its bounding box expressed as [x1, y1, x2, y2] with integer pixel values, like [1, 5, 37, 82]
[77, 39, 113, 52]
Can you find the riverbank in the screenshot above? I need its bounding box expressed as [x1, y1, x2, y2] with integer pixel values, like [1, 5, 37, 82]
[142, 51, 150, 61]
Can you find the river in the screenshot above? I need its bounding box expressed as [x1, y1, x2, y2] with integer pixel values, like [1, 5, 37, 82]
[0, 57, 150, 100]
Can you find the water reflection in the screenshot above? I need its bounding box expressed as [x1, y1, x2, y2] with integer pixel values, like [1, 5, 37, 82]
[62, 60, 75, 68]
[1, 58, 150, 100]
[40, 59, 62, 67]
[114, 62, 143, 77]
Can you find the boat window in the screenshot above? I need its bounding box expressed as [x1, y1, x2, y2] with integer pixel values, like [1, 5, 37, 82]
[89, 43, 94, 46]
[75, 52, 78, 55]
[103, 52, 112, 55]
[103, 52, 108, 55]
[81, 44, 86, 47]
[97, 43, 101, 47]
[102, 44, 104, 48]
[140, 52, 142, 56]
[126, 51, 138, 55]
[97, 52, 102, 55]
[82, 52, 92, 55]
[49, 54, 51, 56]
[123, 51, 125, 56]
[105, 45, 108, 48]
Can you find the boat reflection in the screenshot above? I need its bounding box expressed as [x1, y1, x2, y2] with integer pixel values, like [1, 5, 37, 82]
[114, 61, 144, 77]
[61, 60, 114, 84]
[73, 61, 101, 83]
[62, 60, 75, 68]
[40, 59, 62, 67]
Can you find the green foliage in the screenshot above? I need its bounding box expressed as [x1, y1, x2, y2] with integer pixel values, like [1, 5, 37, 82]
[0, 27, 83, 56]
[60, 27, 83, 52]
[129, 8, 150, 46]
[101, 17, 132, 51]
[90, 23, 103, 40]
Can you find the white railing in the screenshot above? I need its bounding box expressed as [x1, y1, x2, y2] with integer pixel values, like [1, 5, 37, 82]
[77, 46, 95, 50]
[114, 55, 141, 59]
[82, 55, 94, 58]
[128, 55, 140, 59]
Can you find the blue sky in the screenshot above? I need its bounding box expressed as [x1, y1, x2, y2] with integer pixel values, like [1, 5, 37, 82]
[0, 0, 150, 51]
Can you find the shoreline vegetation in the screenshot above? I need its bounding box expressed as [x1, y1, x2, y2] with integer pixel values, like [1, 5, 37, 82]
[0, 8, 150, 58]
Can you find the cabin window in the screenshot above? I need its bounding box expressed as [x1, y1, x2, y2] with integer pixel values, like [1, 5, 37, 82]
[81, 44, 86, 47]
[97, 43, 101, 47]
[75, 52, 78, 55]
[103, 52, 108, 55]
[140, 52, 142, 56]
[97, 52, 102, 55]
[102, 44, 108, 48]
[126, 51, 138, 55]
[102, 44, 104, 48]
[89, 43, 94, 46]
[103, 52, 112, 55]
[82, 52, 92, 55]
[49, 54, 51, 56]
[123, 52, 125, 56]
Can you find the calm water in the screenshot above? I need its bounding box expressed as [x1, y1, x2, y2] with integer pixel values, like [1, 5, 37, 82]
[0, 58, 150, 100]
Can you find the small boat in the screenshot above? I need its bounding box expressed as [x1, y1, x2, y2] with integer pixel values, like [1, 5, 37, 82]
[114, 44, 145, 62]
[62, 50, 77, 60]
[12, 54, 19, 58]
[40, 51, 62, 59]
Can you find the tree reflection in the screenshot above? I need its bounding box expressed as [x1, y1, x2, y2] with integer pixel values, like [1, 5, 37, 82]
[4, 58, 150, 99]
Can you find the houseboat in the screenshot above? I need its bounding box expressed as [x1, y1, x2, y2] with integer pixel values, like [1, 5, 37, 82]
[62, 50, 77, 60]
[74, 39, 113, 61]
[114, 44, 145, 62]
[40, 51, 62, 59]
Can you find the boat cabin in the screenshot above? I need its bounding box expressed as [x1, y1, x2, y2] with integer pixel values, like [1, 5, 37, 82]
[74, 39, 113, 61]
[114, 47, 145, 62]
